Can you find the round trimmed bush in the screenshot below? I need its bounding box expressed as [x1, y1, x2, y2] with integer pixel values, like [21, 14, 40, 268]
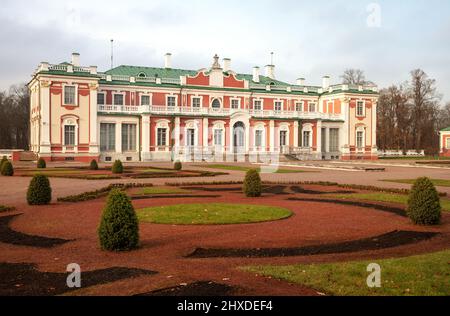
[37, 158, 46, 169]
[243, 168, 262, 197]
[407, 177, 441, 225]
[174, 161, 182, 171]
[111, 160, 123, 174]
[98, 189, 139, 251]
[27, 174, 52, 205]
[0, 156, 8, 170]
[1, 161, 14, 176]
[90, 159, 99, 170]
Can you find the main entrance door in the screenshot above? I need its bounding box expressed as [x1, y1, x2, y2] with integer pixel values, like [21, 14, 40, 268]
[233, 121, 245, 153]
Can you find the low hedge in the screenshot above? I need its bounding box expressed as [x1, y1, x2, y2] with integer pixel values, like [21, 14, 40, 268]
[0, 205, 15, 212]
[57, 183, 152, 202]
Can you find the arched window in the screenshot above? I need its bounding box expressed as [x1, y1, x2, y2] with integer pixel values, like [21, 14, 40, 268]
[138, 72, 146, 78]
[211, 99, 221, 109]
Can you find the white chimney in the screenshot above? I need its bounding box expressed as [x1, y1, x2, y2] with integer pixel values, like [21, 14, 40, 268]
[296, 78, 305, 86]
[252, 66, 260, 83]
[164, 53, 172, 68]
[71, 53, 80, 67]
[265, 64, 275, 79]
[322, 75, 330, 89]
[223, 58, 231, 72]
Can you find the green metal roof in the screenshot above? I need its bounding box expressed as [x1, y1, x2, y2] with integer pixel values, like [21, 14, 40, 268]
[441, 126, 450, 132]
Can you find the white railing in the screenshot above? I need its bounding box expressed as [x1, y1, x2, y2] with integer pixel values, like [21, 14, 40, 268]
[249, 109, 344, 120]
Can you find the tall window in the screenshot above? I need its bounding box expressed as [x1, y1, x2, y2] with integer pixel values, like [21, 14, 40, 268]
[121, 124, 136, 151]
[255, 130, 263, 147]
[356, 101, 364, 116]
[100, 123, 115, 151]
[141, 95, 150, 106]
[309, 103, 316, 112]
[303, 131, 311, 148]
[64, 86, 76, 105]
[167, 96, 176, 107]
[214, 129, 223, 146]
[279, 130, 287, 146]
[356, 131, 364, 148]
[231, 99, 240, 109]
[254, 100, 262, 111]
[211, 99, 221, 108]
[192, 97, 201, 108]
[295, 102, 303, 112]
[274, 101, 282, 112]
[64, 125, 76, 146]
[113, 94, 124, 106]
[187, 129, 195, 147]
[447, 138, 450, 149]
[97, 93, 105, 105]
[329, 128, 339, 152]
[157, 128, 167, 146]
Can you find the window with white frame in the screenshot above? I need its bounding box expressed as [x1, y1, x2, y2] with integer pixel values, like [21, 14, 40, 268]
[97, 93, 105, 105]
[141, 95, 150, 106]
[295, 102, 303, 112]
[121, 124, 137, 151]
[254, 100, 262, 111]
[192, 97, 201, 108]
[274, 101, 282, 112]
[446, 138, 450, 149]
[211, 99, 221, 108]
[167, 96, 176, 107]
[113, 94, 124, 106]
[356, 101, 365, 116]
[303, 131, 311, 148]
[356, 130, 365, 148]
[255, 130, 263, 147]
[309, 103, 316, 112]
[157, 128, 167, 146]
[329, 128, 339, 152]
[231, 99, 240, 109]
[64, 85, 76, 105]
[214, 129, 223, 145]
[100, 123, 115, 151]
[64, 125, 76, 146]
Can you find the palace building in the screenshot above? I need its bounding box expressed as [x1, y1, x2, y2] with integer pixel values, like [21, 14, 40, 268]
[28, 53, 379, 162]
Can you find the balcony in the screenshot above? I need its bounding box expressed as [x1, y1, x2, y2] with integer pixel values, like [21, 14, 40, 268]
[97, 105, 344, 121]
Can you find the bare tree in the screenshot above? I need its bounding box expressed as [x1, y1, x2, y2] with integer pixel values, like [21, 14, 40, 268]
[341, 69, 374, 85]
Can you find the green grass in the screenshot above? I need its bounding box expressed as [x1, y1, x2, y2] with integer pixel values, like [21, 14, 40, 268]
[328, 192, 450, 212]
[197, 164, 306, 173]
[242, 250, 450, 296]
[139, 186, 190, 195]
[137, 203, 293, 225]
[379, 156, 450, 160]
[383, 178, 450, 187]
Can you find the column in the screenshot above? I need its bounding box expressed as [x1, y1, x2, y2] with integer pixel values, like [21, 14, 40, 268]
[341, 98, 350, 157]
[245, 122, 250, 153]
[325, 127, 330, 153]
[142, 115, 151, 159]
[316, 120, 322, 156]
[293, 121, 299, 148]
[202, 117, 208, 149]
[39, 80, 51, 154]
[371, 100, 378, 155]
[269, 120, 275, 152]
[115, 122, 122, 154]
[89, 84, 99, 154]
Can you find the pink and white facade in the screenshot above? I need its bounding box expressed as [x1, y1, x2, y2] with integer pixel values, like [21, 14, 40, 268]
[28, 53, 379, 162]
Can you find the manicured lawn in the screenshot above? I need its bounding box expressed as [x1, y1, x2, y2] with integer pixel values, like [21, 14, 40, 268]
[383, 178, 450, 187]
[242, 250, 450, 296]
[328, 192, 450, 212]
[137, 203, 292, 225]
[139, 186, 190, 195]
[198, 164, 306, 173]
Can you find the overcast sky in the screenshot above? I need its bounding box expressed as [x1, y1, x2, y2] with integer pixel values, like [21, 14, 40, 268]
[1, 0, 449, 102]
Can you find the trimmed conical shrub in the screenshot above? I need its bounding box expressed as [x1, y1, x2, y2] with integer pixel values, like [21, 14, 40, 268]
[407, 177, 441, 225]
[90, 159, 99, 170]
[1, 161, 14, 176]
[243, 168, 262, 197]
[174, 161, 182, 171]
[111, 160, 123, 174]
[0, 156, 8, 170]
[98, 189, 139, 251]
[37, 158, 46, 169]
[27, 174, 52, 205]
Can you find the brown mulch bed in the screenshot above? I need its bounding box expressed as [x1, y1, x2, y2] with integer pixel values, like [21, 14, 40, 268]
[137, 281, 238, 296]
[0, 215, 70, 248]
[287, 197, 407, 217]
[0, 262, 156, 296]
[186, 230, 439, 258]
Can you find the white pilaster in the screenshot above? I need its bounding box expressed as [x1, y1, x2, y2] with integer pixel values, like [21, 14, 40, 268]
[174, 116, 181, 149]
[39, 81, 51, 154]
[89, 84, 99, 154]
[269, 120, 275, 152]
[325, 127, 330, 153]
[316, 120, 322, 154]
[341, 98, 350, 149]
[371, 100, 377, 154]
[115, 122, 122, 153]
[142, 115, 151, 157]
[293, 121, 299, 147]
[202, 117, 209, 148]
